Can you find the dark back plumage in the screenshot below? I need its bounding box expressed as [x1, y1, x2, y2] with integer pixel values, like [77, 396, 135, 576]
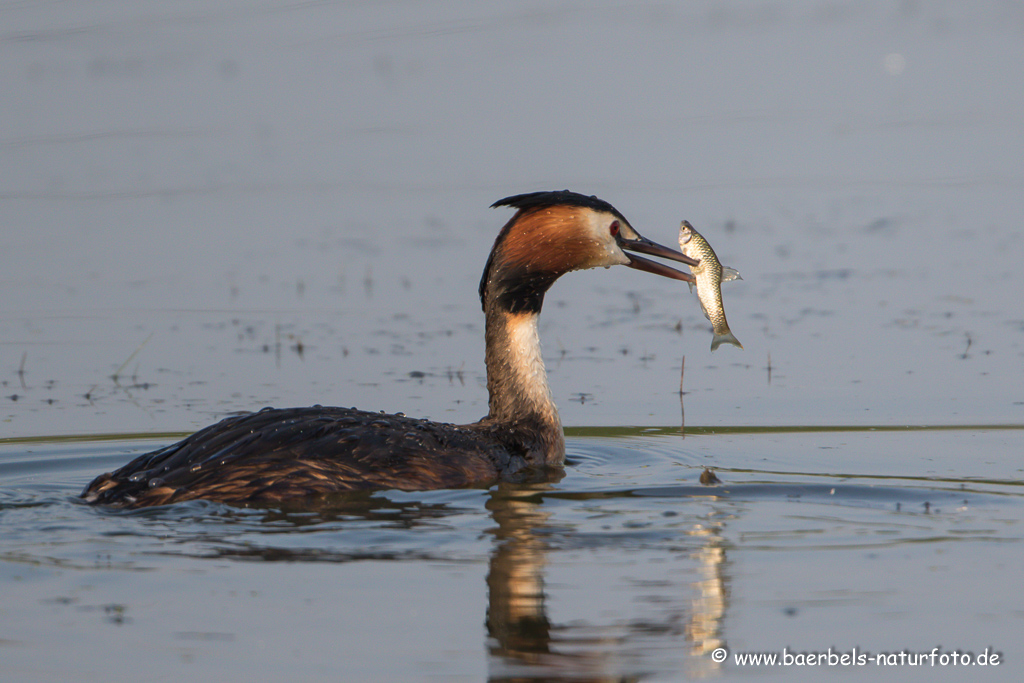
[83, 407, 550, 507]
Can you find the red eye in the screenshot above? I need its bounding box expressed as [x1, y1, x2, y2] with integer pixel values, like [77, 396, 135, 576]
[609, 220, 620, 236]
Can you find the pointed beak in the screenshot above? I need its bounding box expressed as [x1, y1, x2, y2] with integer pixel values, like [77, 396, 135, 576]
[617, 232, 699, 284]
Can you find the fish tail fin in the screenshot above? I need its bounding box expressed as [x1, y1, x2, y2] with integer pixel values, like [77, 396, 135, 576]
[710, 331, 743, 352]
[721, 266, 742, 282]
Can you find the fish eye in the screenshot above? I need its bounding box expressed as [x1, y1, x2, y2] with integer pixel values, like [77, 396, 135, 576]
[609, 220, 620, 236]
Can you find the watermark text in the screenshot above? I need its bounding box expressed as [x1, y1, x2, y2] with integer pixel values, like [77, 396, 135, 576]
[711, 646, 1001, 668]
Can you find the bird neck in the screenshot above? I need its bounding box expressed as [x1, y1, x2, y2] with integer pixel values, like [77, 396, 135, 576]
[482, 304, 564, 462]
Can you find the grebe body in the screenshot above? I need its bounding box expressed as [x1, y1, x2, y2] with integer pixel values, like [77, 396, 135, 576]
[83, 191, 697, 508]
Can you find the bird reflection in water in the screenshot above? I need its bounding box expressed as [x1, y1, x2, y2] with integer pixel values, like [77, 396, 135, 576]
[485, 483, 554, 665]
[177, 485, 731, 680]
[484, 484, 731, 681]
[684, 524, 728, 679]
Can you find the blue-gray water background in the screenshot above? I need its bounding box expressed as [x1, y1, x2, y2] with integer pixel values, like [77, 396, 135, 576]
[2, 1, 1023, 681]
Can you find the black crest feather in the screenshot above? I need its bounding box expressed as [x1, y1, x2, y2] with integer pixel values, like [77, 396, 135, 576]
[491, 190, 625, 221]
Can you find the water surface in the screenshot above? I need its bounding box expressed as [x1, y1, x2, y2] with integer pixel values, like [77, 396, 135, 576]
[2, 426, 1022, 681]
[2, 1, 1023, 680]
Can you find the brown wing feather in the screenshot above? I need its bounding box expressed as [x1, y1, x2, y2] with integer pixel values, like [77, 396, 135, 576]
[82, 407, 540, 508]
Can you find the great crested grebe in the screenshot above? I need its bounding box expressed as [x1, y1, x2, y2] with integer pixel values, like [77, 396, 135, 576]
[82, 191, 699, 508]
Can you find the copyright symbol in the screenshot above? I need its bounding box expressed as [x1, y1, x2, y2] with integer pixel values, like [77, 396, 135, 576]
[711, 647, 727, 663]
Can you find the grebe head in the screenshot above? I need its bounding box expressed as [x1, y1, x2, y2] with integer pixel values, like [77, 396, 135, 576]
[479, 190, 698, 313]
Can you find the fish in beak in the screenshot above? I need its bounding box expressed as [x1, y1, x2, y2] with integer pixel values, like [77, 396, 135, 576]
[616, 228, 700, 284]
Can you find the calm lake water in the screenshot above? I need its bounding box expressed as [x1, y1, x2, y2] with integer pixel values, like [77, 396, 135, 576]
[3, 1, 1023, 681]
